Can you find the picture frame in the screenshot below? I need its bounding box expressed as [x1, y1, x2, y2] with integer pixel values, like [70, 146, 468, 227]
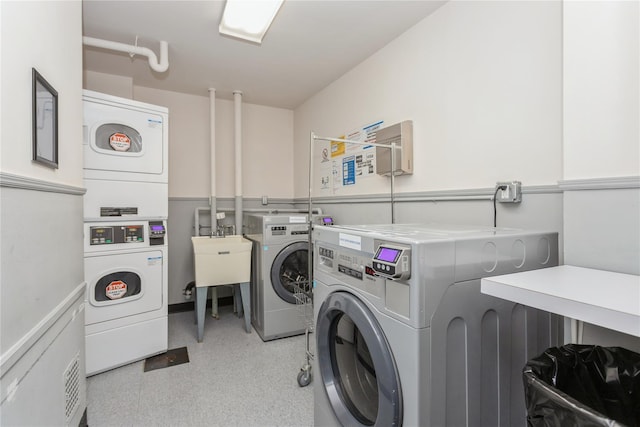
[32, 68, 58, 168]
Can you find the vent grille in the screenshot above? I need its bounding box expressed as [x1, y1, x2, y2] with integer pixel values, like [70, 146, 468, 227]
[64, 353, 81, 421]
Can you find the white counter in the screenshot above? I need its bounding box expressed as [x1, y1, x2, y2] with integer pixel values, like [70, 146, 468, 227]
[481, 265, 640, 338]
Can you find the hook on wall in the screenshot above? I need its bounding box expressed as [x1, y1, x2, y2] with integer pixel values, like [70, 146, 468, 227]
[129, 35, 139, 59]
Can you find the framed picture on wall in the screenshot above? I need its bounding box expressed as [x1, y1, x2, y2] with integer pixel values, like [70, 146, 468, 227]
[32, 68, 58, 168]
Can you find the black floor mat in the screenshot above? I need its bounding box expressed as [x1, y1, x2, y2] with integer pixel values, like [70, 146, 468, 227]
[144, 347, 189, 372]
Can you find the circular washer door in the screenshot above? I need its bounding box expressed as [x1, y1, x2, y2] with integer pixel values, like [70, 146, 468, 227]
[270, 241, 309, 304]
[316, 291, 403, 427]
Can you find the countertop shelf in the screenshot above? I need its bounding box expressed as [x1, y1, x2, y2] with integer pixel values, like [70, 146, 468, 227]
[481, 265, 640, 337]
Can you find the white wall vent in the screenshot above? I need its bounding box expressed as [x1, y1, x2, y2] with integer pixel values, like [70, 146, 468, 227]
[64, 353, 81, 421]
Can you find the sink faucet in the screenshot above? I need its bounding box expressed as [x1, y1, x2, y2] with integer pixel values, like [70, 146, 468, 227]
[209, 224, 236, 238]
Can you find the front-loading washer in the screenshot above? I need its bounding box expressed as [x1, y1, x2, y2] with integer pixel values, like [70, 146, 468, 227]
[84, 220, 168, 375]
[313, 223, 564, 427]
[245, 214, 311, 341]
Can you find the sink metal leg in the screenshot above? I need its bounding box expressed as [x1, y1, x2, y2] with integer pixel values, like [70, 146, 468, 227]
[239, 282, 251, 333]
[210, 287, 219, 319]
[234, 284, 244, 317]
[193, 290, 198, 324]
[196, 286, 208, 342]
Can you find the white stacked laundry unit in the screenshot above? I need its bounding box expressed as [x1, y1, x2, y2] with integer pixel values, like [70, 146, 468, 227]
[82, 90, 169, 375]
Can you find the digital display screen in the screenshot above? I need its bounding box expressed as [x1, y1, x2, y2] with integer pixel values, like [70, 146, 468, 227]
[151, 225, 164, 231]
[376, 247, 400, 263]
[89, 226, 114, 245]
[323, 217, 333, 224]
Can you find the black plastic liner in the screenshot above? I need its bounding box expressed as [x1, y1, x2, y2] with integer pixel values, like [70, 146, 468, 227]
[523, 344, 640, 427]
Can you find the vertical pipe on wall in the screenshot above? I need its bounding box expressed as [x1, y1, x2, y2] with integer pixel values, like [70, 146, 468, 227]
[209, 88, 217, 236]
[234, 90, 243, 235]
[390, 142, 396, 224]
[208, 88, 219, 317]
[308, 132, 315, 295]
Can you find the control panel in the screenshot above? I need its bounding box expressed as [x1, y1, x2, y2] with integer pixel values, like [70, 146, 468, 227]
[90, 224, 144, 245]
[148, 221, 166, 246]
[317, 216, 334, 226]
[269, 224, 309, 237]
[271, 225, 287, 236]
[372, 243, 411, 280]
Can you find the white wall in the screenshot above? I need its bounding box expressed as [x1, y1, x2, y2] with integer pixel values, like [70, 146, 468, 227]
[1, 0, 83, 187]
[133, 87, 210, 197]
[241, 102, 294, 199]
[563, 0, 639, 179]
[1, 1, 86, 424]
[294, 1, 562, 198]
[84, 70, 133, 99]
[293, 0, 639, 353]
[562, 1, 639, 352]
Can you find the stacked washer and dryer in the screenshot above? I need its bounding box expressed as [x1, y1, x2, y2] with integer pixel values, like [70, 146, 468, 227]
[82, 90, 169, 376]
[313, 223, 563, 427]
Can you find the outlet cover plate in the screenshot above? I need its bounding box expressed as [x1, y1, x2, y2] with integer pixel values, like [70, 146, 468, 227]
[496, 181, 522, 203]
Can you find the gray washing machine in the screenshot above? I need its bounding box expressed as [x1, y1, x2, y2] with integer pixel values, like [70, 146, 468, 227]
[312, 223, 563, 427]
[245, 214, 311, 341]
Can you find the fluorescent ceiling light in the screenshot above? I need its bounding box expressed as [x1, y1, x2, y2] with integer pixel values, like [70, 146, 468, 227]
[219, 0, 284, 45]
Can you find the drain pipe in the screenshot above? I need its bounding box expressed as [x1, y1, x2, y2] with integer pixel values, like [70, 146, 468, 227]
[83, 36, 169, 73]
[234, 91, 243, 235]
[209, 88, 217, 236]
[209, 88, 220, 318]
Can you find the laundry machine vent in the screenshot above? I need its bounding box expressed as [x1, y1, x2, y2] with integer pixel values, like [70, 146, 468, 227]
[63, 353, 81, 421]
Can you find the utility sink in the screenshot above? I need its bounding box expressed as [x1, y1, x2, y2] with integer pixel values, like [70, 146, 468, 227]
[191, 235, 252, 287]
[191, 235, 253, 341]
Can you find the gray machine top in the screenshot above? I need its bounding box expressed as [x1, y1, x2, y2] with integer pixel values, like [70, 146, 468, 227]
[322, 222, 550, 241]
[312, 223, 559, 329]
[245, 213, 310, 243]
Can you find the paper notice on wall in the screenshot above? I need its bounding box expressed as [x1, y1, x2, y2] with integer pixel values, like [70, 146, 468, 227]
[346, 120, 383, 145]
[342, 156, 356, 186]
[331, 140, 345, 158]
[316, 120, 384, 195]
[332, 160, 341, 193]
[339, 120, 383, 188]
[355, 151, 375, 177]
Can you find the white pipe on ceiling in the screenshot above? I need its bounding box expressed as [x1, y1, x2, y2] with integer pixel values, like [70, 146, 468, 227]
[83, 36, 169, 73]
[234, 91, 243, 235]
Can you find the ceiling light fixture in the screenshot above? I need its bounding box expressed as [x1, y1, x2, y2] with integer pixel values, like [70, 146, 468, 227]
[219, 0, 284, 45]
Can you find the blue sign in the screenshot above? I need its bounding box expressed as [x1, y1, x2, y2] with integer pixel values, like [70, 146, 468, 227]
[343, 156, 356, 186]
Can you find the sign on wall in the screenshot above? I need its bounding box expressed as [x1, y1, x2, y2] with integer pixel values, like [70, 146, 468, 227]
[316, 120, 383, 196]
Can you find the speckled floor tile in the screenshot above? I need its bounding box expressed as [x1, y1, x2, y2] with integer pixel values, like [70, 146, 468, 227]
[86, 307, 313, 426]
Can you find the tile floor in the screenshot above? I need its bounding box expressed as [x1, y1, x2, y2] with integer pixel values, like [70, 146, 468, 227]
[86, 307, 314, 426]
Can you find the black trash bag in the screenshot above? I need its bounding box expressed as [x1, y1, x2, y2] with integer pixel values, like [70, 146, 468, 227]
[523, 344, 640, 427]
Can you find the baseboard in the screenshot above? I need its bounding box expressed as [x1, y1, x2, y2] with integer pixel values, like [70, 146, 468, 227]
[168, 296, 234, 313]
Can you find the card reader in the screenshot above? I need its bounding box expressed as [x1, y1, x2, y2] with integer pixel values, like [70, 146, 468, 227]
[372, 243, 411, 280]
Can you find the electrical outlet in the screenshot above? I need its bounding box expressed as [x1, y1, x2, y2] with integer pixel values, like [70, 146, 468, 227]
[496, 181, 522, 203]
[261, 195, 269, 205]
